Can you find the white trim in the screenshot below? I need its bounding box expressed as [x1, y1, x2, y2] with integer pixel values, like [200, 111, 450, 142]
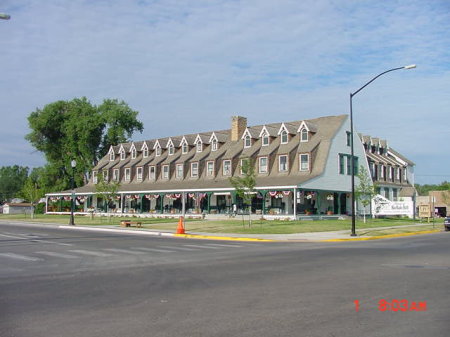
[167, 138, 175, 155]
[162, 165, 169, 179]
[130, 143, 137, 159]
[258, 125, 269, 138]
[278, 154, 288, 172]
[136, 166, 143, 181]
[124, 168, 131, 181]
[259, 156, 268, 173]
[176, 163, 184, 179]
[190, 162, 199, 178]
[277, 123, 289, 135]
[206, 160, 214, 176]
[222, 159, 232, 176]
[297, 120, 309, 133]
[299, 153, 310, 171]
[108, 146, 115, 161]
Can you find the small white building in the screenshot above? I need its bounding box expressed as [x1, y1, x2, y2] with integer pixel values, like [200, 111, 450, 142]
[2, 203, 33, 215]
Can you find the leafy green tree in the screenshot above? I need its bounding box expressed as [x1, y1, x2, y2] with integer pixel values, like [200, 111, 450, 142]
[25, 97, 143, 191]
[355, 166, 377, 223]
[20, 178, 44, 219]
[230, 159, 256, 227]
[0, 166, 29, 203]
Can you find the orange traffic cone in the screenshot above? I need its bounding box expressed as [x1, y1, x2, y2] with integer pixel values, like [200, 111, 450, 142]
[176, 216, 185, 234]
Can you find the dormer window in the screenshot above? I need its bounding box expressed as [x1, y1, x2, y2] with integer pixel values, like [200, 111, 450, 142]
[131, 148, 136, 159]
[120, 149, 126, 160]
[262, 133, 269, 146]
[113, 169, 119, 181]
[300, 128, 308, 142]
[136, 167, 143, 181]
[168, 144, 174, 155]
[244, 135, 252, 148]
[109, 151, 115, 161]
[211, 139, 218, 151]
[182, 142, 188, 154]
[143, 147, 149, 158]
[281, 130, 288, 144]
[155, 146, 161, 156]
[124, 168, 131, 181]
[196, 142, 202, 152]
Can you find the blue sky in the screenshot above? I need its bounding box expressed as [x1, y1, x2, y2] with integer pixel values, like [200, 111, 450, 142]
[1, 0, 449, 184]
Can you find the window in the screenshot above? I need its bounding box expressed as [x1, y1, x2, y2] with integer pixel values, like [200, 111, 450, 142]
[346, 132, 351, 146]
[259, 157, 268, 173]
[182, 142, 188, 154]
[244, 135, 252, 148]
[390, 167, 395, 181]
[191, 162, 199, 178]
[109, 151, 115, 161]
[262, 133, 269, 146]
[240, 159, 249, 174]
[339, 154, 345, 174]
[207, 161, 214, 176]
[281, 130, 288, 144]
[113, 169, 119, 181]
[136, 167, 143, 181]
[300, 154, 309, 171]
[176, 164, 183, 178]
[162, 165, 169, 179]
[124, 168, 131, 181]
[346, 156, 351, 175]
[93, 171, 98, 184]
[168, 144, 174, 155]
[103, 170, 109, 182]
[149, 166, 156, 180]
[120, 150, 126, 160]
[155, 146, 161, 156]
[279, 155, 288, 172]
[380, 165, 385, 179]
[223, 160, 231, 176]
[301, 128, 308, 142]
[211, 139, 218, 151]
[131, 148, 136, 159]
[196, 142, 202, 152]
[393, 188, 398, 201]
[143, 147, 149, 158]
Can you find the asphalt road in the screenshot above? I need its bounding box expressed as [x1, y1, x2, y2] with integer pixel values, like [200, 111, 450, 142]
[0, 222, 449, 337]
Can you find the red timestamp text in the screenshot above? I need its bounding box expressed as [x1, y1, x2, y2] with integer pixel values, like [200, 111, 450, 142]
[354, 299, 427, 312]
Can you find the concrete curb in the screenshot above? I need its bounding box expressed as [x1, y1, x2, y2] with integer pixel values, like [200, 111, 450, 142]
[322, 229, 441, 242]
[173, 234, 275, 242]
[57, 225, 175, 237]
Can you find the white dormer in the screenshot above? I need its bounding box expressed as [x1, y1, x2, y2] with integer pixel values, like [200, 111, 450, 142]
[209, 133, 219, 151]
[108, 146, 115, 161]
[141, 142, 149, 158]
[297, 121, 311, 142]
[153, 140, 162, 156]
[241, 128, 253, 148]
[130, 143, 137, 159]
[180, 137, 189, 154]
[119, 145, 126, 160]
[278, 123, 290, 144]
[194, 134, 203, 152]
[167, 138, 175, 156]
[258, 126, 270, 146]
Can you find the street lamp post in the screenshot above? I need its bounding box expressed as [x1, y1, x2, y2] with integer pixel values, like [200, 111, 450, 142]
[69, 160, 77, 226]
[350, 65, 416, 236]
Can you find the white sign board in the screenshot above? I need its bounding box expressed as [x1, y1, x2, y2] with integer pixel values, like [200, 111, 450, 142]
[371, 195, 413, 218]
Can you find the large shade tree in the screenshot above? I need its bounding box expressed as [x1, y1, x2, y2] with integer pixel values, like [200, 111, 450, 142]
[0, 166, 29, 203]
[25, 97, 143, 191]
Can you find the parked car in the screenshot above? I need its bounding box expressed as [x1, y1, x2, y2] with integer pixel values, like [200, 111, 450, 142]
[444, 217, 450, 231]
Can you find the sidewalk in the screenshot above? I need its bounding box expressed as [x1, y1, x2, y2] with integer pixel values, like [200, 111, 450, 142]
[0, 220, 443, 242]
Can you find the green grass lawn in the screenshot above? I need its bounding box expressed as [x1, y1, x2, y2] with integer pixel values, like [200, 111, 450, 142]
[1, 213, 440, 235]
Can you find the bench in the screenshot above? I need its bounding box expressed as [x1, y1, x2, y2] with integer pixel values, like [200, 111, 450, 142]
[120, 220, 142, 228]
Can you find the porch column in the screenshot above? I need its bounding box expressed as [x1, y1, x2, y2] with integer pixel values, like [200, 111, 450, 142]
[120, 194, 124, 213]
[207, 192, 212, 213]
[337, 193, 342, 215]
[140, 194, 144, 213]
[261, 190, 267, 215]
[160, 194, 165, 213]
[293, 188, 297, 218]
[45, 196, 48, 214]
[315, 191, 320, 214]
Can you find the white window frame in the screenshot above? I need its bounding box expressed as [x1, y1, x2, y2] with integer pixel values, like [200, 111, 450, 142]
[279, 155, 288, 172]
[299, 154, 310, 171]
[93, 171, 98, 184]
[223, 160, 231, 176]
[131, 148, 137, 159]
[262, 133, 269, 146]
[191, 162, 199, 178]
[109, 151, 115, 161]
[196, 142, 202, 153]
[211, 139, 218, 151]
[113, 169, 119, 181]
[124, 168, 131, 181]
[176, 164, 184, 179]
[120, 150, 126, 160]
[259, 157, 268, 174]
[244, 135, 252, 148]
[168, 144, 174, 156]
[300, 128, 309, 142]
[162, 165, 169, 180]
[182, 142, 188, 154]
[143, 147, 149, 158]
[149, 165, 156, 180]
[206, 161, 214, 176]
[155, 146, 161, 156]
[280, 130, 288, 144]
[103, 170, 109, 182]
[136, 167, 143, 181]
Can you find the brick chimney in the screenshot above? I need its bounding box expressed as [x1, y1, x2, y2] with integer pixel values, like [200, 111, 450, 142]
[231, 116, 247, 141]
